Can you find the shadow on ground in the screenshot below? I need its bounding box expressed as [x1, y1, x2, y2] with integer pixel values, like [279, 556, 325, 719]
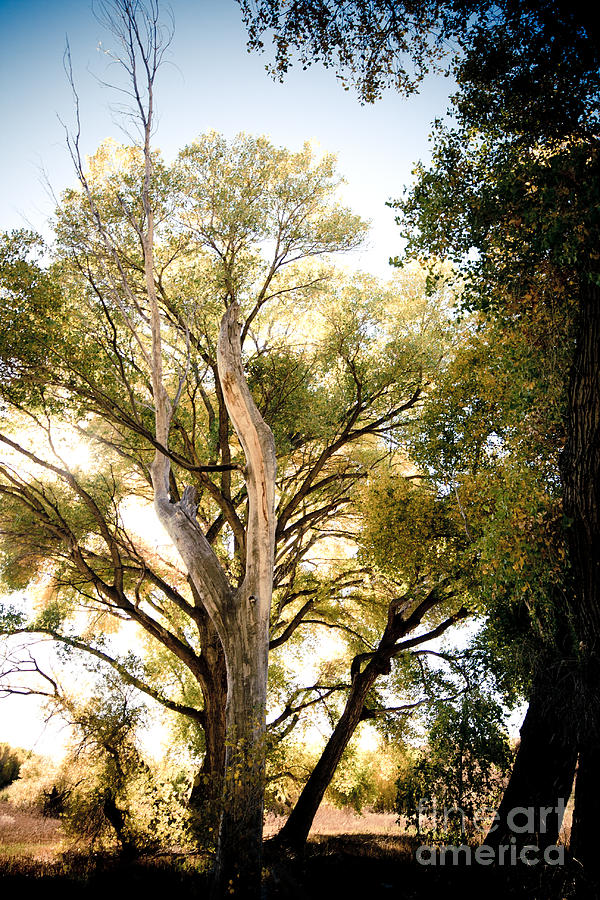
[0, 835, 597, 899]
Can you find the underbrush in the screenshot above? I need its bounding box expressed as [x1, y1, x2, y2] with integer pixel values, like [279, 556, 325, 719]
[0, 800, 595, 899]
[0, 850, 210, 899]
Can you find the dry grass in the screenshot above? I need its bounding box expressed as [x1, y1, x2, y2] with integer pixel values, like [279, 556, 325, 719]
[0, 800, 63, 862]
[264, 805, 405, 838]
[0, 800, 590, 899]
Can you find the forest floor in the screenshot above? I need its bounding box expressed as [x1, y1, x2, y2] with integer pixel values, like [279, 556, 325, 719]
[0, 801, 596, 899]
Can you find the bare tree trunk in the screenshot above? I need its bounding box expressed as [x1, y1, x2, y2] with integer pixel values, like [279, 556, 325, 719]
[275, 662, 381, 850]
[485, 666, 577, 850]
[188, 596, 228, 830]
[560, 278, 600, 879]
[151, 304, 276, 898]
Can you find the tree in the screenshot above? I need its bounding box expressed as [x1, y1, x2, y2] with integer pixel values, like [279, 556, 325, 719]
[0, 742, 26, 790]
[0, 225, 450, 873]
[238, 0, 600, 875]
[397, 691, 513, 841]
[0, 4, 460, 894]
[393, 5, 600, 870]
[55, 678, 190, 858]
[272, 469, 472, 850]
[237, 0, 466, 103]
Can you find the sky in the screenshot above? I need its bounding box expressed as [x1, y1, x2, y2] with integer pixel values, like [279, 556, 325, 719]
[0, 0, 456, 756]
[0, 0, 454, 274]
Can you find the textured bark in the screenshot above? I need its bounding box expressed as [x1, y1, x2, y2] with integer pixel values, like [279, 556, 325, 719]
[560, 278, 600, 877]
[210, 304, 276, 898]
[149, 303, 276, 899]
[485, 669, 577, 850]
[189, 612, 228, 835]
[212, 615, 270, 897]
[560, 280, 600, 651]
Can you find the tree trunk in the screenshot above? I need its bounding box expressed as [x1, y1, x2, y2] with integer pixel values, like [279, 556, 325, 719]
[151, 304, 276, 899]
[275, 661, 382, 850]
[189, 603, 228, 836]
[559, 277, 600, 878]
[212, 599, 270, 897]
[570, 743, 600, 874]
[273, 596, 465, 850]
[485, 667, 577, 850]
[189, 659, 228, 837]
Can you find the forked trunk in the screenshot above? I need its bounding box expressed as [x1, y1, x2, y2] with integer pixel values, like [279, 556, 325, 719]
[150, 303, 276, 899]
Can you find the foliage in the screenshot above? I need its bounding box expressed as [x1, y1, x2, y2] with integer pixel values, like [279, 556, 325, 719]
[237, 0, 463, 102]
[0, 743, 27, 790]
[2, 686, 193, 855]
[326, 741, 404, 813]
[2, 753, 67, 816]
[387, 5, 599, 714]
[396, 691, 513, 841]
[0, 131, 453, 785]
[239, 1, 600, 118]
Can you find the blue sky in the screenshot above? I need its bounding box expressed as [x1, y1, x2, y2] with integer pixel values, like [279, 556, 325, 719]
[0, 0, 455, 754]
[0, 0, 453, 276]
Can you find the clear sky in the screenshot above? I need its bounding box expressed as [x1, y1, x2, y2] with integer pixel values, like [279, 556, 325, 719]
[0, 0, 453, 275]
[0, 0, 454, 755]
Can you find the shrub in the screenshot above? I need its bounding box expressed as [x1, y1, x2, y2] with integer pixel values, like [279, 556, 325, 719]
[396, 692, 514, 841]
[0, 742, 27, 789]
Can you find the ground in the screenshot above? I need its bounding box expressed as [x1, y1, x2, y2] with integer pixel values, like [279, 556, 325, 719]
[0, 800, 595, 899]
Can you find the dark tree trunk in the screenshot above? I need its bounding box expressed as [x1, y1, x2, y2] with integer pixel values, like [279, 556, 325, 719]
[211, 601, 270, 900]
[489, 277, 600, 868]
[274, 659, 384, 850]
[559, 277, 600, 878]
[485, 666, 577, 850]
[273, 595, 464, 851]
[189, 607, 228, 835]
[571, 743, 600, 872]
[103, 793, 138, 860]
[561, 280, 600, 650]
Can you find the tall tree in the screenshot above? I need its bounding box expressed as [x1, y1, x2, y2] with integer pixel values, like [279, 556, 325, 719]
[1, 8, 458, 895]
[394, 4, 600, 868]
[272, 470, 472, 849]
[239, 0, 600, 872]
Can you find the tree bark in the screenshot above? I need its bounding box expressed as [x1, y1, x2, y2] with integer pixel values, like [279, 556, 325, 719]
[189, 636, 228, 837]
[559, 276, 600, 878]
[485, 666, 577, 850]
[275, 659, 383, 850]
[150, 303, 276, 898]
[209, 303, 277, 898]
[212, 602, 270, 897]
